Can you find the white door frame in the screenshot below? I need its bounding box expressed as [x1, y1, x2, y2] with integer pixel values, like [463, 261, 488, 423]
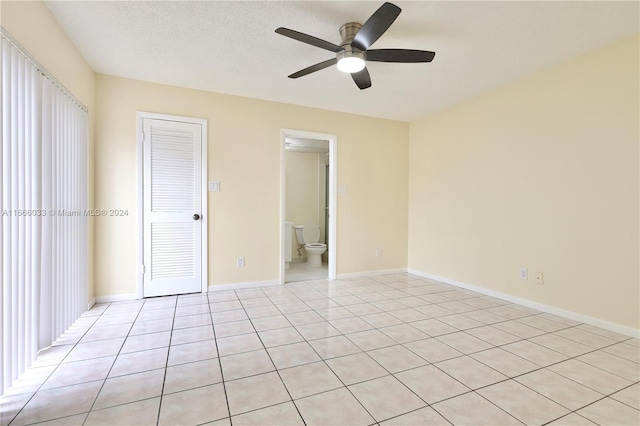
[136, 111, 209, 298]
[280, 129, 337, 283]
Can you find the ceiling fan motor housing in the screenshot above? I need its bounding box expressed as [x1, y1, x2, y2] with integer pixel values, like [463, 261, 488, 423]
[338, 22, 366, 62]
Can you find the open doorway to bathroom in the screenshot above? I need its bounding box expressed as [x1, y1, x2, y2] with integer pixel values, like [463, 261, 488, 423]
[280, 129, 337, 283]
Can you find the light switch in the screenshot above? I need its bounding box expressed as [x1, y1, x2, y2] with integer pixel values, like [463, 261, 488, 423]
[209, 181, 220, 192]
[338, 186, 346, 196]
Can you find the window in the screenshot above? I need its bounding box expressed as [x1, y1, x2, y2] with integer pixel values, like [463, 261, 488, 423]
[1, 30, 88, 395]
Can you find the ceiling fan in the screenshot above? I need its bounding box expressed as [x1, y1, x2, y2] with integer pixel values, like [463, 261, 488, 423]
[275, 2, 436, 90]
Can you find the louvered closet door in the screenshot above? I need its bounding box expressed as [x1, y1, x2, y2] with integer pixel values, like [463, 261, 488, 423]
[143, 118, 202, 297]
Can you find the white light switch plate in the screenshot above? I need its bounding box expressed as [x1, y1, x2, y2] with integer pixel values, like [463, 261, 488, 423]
[209, 181, 220, 192]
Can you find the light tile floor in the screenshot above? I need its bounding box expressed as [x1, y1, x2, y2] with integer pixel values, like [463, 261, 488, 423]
[2, 273, 639, 425]
[285, 262, 328, 283]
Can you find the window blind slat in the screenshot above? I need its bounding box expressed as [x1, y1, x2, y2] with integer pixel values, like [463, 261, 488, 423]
[1, 37, 11, 393]
[10, 45, 20, 384]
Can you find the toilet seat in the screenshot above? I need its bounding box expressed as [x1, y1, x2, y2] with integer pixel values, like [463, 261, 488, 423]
[305, 243, 326, 248]
[302, 224, 320, 244]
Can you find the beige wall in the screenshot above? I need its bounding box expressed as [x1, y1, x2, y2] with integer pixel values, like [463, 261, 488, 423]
[2, 1, 97, 301]
[285, 151, 327, 260]
[408, 34, 639, 329]
[95, 74, 409, 296]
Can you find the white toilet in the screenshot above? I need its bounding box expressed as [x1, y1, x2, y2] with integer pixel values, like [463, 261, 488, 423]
[294, 224, 327, 268]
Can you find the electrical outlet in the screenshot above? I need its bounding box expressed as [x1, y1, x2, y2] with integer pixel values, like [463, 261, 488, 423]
[375, 248, 382, 258]
[536, 272, 544, 285]
[519, 268, 528, 280]
[237, 256, 245, 268]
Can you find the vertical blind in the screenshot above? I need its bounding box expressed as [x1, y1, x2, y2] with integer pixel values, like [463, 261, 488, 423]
[1, 30, 88, 396]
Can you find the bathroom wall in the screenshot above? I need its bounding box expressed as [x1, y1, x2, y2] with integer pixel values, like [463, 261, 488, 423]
[285, 151, 327, 261]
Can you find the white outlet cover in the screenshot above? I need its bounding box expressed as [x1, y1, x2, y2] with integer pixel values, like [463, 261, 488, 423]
[519, 268, 528, 280]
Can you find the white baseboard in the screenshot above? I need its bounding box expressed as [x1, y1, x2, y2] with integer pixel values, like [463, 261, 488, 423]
[408, 269, 640, 339]
[337, 268, 408, 280]
[94, 280, 282, 301]
[94, 293, 138, 304]
[209, 279, 281, 292]
[87, 298, 96, 310]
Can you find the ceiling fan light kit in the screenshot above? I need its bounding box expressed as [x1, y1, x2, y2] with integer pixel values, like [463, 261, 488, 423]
[336, 23, 366, 73]
[275, 2, 436, 90]
[337, 56, 366, 73]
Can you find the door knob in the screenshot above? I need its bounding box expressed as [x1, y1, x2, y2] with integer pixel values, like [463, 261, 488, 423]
[193, 214, 200, 220]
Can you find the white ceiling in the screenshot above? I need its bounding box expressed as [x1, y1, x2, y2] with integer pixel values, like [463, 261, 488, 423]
[286, 137, 330, 154]
[45, 1, 638, 122]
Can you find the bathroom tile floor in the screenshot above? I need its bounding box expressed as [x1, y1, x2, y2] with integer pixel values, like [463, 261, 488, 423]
[285, 261, 328, 283]
[2, 273, 639, 425]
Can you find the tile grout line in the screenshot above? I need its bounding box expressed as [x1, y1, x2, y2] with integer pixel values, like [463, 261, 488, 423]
[208, 291, 236, 426]
[153, 296, 179, 426]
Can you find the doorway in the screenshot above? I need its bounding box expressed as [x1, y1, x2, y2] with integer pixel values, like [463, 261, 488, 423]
[137, 112, 208, 297]
[280, 129, 337, 283]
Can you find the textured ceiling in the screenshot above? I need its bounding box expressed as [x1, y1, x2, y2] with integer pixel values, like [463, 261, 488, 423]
[45, 1, 638, 122]
[286, 137, 330, 154]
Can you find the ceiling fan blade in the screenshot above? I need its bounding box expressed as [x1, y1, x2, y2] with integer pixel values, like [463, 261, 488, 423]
[351, 2, 401, 51]
[288, 58, 337, 79]
[276, 27, 344, 53]
[366, 49, 436, 63]
[351, 67, 372, 90]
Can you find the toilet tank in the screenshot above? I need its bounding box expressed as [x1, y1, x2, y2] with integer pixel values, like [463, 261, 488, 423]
[294, 225, 305, 245]
[285, 222, 294, 262]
